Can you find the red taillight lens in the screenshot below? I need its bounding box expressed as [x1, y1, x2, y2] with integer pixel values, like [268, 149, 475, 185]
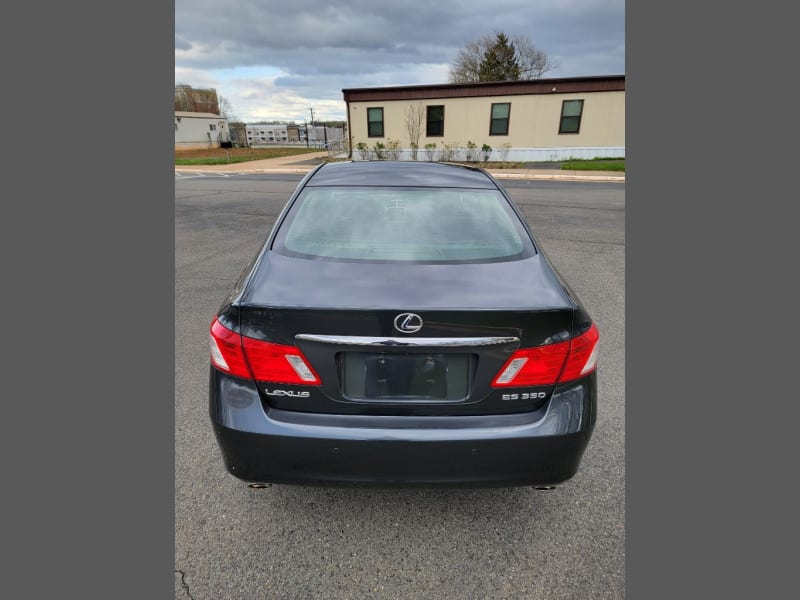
[241, 336, 321, 384]
[492, 341, 570, 387]
[492, 323, 599, 387]
[210, 319, 321, 385]
[210, 319, 252, 379]
[557, 323, 600, 383]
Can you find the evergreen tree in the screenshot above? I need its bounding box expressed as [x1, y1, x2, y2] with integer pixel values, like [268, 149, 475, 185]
[449, 32, 557, 83]
[478, 33, 521, 82]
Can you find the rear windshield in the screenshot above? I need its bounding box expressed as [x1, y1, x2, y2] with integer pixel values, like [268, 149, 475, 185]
[273, 187, 534, 262]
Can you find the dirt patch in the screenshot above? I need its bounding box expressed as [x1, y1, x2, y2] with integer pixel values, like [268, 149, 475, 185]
[175, 147, 323, 165]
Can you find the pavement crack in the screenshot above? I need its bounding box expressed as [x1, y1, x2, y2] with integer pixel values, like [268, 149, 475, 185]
[539, 237, 625, 247]
[516, 201, 624, 212]
[176, 569, 195, 600]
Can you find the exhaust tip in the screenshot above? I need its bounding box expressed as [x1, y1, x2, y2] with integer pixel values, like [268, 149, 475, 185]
[248, 483, 271, 489]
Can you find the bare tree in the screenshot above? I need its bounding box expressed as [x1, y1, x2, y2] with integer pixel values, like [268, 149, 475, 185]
[449, 38, 484, 84]
[218, 95, 237, 120]
[449, 32, 559, 83]
[510, 34, 559, 79]
[404, 103, 424, 160]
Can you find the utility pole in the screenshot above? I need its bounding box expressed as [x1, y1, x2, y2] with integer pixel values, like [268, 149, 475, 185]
[310, 108, 328, 149]
[304, 120, 309, 147]
[310, 108, 326, 148]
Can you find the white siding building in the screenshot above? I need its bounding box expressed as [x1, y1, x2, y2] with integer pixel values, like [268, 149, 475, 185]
[246, 124, 307, 144]
[175, 112, 230, 149]
[244, 124, 343, 147]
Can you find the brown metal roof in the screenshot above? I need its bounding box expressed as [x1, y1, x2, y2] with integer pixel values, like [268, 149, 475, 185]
[342, 75, 625, 102]
[175, 111, 224, 119]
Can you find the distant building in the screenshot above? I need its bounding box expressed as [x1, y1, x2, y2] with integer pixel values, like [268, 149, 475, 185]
[343, 75, 625, 161]
[175, 112, 230, 150]
[242, 123, 344, 147]
[175, 85, 220, 115]
[286, 125, 303, 143]
[245, 124, 307, 144]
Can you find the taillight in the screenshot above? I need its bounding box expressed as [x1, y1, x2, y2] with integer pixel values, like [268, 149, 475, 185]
[241, 336, 321, 384]
[210, 319, 251, 379]
[492, 323, 599, 387]
[492, 342, 570, 386]
[557, 323, 600, 382]
[209, 318, 321, 385]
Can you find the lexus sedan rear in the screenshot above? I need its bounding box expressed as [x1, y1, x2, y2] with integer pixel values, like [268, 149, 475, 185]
[209, 161, 599, 487]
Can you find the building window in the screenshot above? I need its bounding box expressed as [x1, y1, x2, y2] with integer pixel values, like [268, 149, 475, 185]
[559, 100, 584, 134]
[209, 124, 217, 131]
[367, 107, 384, 137]
[489, 103, 510, 135]
[426, 105, 444, 137]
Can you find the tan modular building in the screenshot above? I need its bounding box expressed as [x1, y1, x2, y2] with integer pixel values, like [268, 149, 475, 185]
[342, 75, 624, 162]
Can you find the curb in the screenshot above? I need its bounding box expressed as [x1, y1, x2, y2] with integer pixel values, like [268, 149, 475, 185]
[175, 168, 313, 175]
[490, 172, 625, 183]
[175, 166, 625, 183]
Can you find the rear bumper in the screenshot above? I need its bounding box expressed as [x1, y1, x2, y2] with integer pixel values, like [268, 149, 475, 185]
[209, 369, 596, 487]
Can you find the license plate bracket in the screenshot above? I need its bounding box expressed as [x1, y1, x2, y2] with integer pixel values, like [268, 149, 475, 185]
[342, 352, 470, 402]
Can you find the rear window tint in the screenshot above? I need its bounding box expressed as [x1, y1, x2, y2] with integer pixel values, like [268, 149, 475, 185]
[274, 187, 533, 262]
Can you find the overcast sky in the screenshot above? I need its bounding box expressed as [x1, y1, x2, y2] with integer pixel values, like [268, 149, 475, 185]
[175, 0, 624, 123]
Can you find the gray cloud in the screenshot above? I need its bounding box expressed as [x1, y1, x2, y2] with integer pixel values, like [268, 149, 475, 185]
[176, 0, 623, 120]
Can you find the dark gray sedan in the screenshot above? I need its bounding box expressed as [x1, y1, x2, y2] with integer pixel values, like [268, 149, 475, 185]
[209, 161, 599, 487]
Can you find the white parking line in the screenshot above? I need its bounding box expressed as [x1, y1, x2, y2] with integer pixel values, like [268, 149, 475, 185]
[175, 171, 233, 180]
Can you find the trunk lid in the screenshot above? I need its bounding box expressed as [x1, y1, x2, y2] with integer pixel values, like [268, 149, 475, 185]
[237, 305, 575, 416]
[233, 252, 577, 416]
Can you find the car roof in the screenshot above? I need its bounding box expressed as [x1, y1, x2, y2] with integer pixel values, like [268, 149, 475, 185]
[305, 161, 498, 189]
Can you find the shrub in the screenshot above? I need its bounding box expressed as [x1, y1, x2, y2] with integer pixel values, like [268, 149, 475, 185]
[424, 143, 437, 161]
[481, 143, 492, 162]
[373, 142, 386, 160]
[386, 139, 401, 160]
[464, 141, 478, 162]
[440, 142, 458, 162]
[356, 142, 369, 160]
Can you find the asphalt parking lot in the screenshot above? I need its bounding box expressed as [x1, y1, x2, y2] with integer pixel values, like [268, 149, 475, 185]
[175, 174, 625, 599]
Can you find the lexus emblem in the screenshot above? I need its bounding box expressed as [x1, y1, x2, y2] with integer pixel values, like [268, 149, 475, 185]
[394, 313, 423, 333]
